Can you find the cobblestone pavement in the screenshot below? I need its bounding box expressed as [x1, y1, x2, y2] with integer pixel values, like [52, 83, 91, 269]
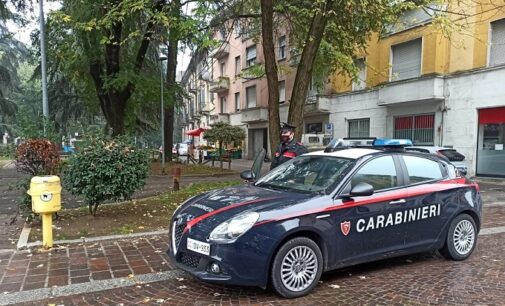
[0, 200, 502, 305]
[12, 232, 505, 305]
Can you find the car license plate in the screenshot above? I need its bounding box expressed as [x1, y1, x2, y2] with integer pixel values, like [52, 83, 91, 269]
[187, 238, 210, 256]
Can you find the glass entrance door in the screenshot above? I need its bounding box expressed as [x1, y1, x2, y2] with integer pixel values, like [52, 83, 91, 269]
[477, 107, 505, 177]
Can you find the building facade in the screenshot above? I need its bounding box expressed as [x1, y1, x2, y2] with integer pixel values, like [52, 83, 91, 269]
[326, 1, 505, 177]
[179, 20, 332, 159]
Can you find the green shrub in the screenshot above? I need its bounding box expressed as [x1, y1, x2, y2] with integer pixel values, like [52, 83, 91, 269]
[63, 134, 150, 215]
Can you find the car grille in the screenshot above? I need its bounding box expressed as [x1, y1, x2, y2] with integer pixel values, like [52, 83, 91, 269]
[180, 252, 201, 269]
[172, 220, 186, 254]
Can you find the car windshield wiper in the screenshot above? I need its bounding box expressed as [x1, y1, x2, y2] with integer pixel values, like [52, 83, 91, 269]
[256, 183, 292, 192]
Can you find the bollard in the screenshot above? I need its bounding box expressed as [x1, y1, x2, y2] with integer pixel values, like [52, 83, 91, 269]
[27, 176, 61, 249]
[173, 166, 181, 191]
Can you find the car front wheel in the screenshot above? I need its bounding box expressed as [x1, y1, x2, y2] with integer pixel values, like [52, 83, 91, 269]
[270, 237, 323, 298]
[440, 213, 477, 261]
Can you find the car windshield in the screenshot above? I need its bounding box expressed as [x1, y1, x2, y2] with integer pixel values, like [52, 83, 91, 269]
[256, 156, 353, 194]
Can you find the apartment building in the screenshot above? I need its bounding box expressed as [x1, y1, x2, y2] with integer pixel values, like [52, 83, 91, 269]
[325, 1, 505, 177]
[180, 20, 331, 159]
[179, 49, 215, 148]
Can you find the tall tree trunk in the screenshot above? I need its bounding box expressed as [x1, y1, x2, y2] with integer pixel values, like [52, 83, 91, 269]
[261, 0, 280, 157]
[288, 0, 333, 141]
[164, 0, 180, 161]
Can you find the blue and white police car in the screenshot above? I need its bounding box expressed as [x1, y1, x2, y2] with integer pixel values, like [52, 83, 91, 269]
[167, 138, 481, 298]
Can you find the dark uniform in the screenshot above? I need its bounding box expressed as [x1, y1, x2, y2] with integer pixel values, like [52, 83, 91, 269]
[270, 123, 308, 170]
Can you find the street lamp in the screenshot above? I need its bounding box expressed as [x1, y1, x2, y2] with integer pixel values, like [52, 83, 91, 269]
[159, 54, 168, 174]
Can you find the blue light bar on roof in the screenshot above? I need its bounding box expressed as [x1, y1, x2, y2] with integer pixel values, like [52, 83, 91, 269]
[372, 138, 413, 146]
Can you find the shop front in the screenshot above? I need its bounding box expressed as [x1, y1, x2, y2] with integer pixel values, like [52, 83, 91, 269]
[477, 107, 505, 177]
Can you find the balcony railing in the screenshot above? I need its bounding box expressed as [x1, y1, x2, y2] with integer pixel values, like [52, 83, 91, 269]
[209, 76, 230, 93]
[241, 107, 268, 123]
[378, 75, 445, 106]
[211, 43, 230, 59]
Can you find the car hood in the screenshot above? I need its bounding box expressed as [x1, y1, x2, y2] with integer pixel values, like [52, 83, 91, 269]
[173, 184, 313, 231]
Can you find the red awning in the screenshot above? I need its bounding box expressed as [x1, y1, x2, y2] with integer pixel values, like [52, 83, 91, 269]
[479, 107, 505, 124]
[185, 127, 208, 137]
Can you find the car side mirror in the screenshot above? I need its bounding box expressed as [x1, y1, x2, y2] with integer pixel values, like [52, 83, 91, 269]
[240, 170, 255, 182]
[350, 182, 374, 197]
[458, 169, 467, 176]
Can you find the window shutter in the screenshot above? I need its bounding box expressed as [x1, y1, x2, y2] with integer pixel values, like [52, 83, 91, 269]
[490, 19, 505, 66]
[392, 39, 422, 81]
[279, 81, 286, 102]
[246, 46, 256, 61]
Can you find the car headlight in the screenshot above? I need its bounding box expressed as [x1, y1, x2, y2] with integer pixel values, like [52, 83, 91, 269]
[209, 211, 259, 243]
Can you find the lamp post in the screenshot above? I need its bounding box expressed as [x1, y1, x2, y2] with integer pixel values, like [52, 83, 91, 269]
[39, 0, 49, 135]
[159, 54, 167, 174]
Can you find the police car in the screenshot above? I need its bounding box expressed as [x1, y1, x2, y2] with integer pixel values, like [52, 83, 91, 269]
[167, 138, 481, 298]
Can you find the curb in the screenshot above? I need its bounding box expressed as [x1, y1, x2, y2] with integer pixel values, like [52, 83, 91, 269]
[16, 223, 31, 250]
[0, 270, 186, 305]
[25, 229, 168, 250]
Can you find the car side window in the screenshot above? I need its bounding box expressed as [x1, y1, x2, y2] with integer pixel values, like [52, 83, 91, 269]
[350, 156, 399, 191]
[403, 155, 443, 184]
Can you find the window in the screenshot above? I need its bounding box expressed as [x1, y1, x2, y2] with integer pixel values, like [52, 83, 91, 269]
[306, 122, 323, 133]
[490, 18, 505, 66]
[199, 88, 206, 110]
[255, 156, 353, 194]
[234, 92, 240, 111]
[404, 155, 443, 184]
[246, 45, 257, 67]
[279, 80, 286, 103]
[220, 62, 225, 77]
[234, 56, 241, 76]
[391, 38, 422, 81]
[394, 114, 434, 145]
[352, 58, 366, 91]
[348, 118, 370, 138]
[220, 97, 226, 113]
[278, 36, 287, 59]
[246, 86, 256, 108]
[351, 156, 398, 191]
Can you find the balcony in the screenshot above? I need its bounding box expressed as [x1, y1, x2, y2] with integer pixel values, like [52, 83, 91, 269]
[211, 113, 230, 124]
[241, 107, 268, 123]
[304, 96, 330, 116]
[211, 43, 230, 59]
[378, 75, 445, 106]
[209, 76, 230, 93]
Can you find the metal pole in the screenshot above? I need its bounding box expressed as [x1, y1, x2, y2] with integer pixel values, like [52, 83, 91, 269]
[39, 0, 49, 132]
[161, 62, 165, 174]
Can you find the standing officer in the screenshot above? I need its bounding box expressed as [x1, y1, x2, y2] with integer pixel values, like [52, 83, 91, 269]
[270, 123, 308, 170]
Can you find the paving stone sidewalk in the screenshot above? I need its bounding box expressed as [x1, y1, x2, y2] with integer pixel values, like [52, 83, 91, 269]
[0, 235, 173, 294]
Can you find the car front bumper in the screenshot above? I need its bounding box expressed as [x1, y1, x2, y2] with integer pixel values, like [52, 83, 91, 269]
[167, 230, 276, 288]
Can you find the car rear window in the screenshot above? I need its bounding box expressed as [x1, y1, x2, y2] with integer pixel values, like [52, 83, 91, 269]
[439, 149, 465, 161]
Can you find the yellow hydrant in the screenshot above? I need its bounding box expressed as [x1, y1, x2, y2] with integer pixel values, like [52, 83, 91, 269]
[27, 176, 62, 249]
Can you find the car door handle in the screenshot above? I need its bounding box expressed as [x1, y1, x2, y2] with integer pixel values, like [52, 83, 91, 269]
[389, 199, 406, 205]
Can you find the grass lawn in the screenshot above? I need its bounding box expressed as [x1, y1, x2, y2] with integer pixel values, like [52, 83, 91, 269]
[28, 180, 242, 242]
[150, 161, 237, 176]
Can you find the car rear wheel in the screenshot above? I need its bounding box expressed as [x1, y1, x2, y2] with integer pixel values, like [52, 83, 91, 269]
[270, 237, 323, 298]
[440, 213, 477, 261]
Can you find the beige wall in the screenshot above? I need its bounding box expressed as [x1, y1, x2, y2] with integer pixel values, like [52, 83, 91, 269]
[212, 27, 297, 113]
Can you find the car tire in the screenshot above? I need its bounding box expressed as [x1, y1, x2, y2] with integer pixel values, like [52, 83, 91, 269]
[270, 237, 323, 298]
[440, 213, 477, 261]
